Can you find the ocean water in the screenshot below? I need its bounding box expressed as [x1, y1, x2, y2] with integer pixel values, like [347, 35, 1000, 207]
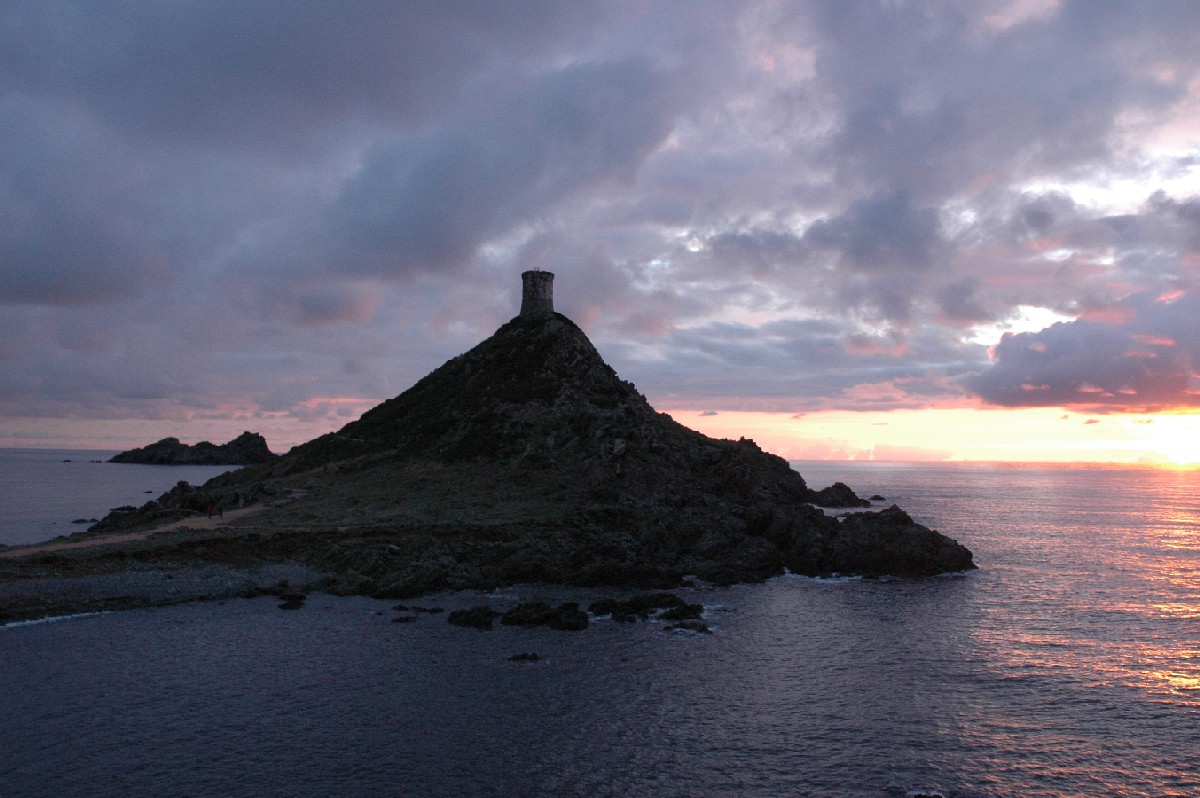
[2, 459, 1199, 797]
[0, 448, 238, 546]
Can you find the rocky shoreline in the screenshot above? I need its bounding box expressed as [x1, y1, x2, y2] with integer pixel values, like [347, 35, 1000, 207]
[0, 545, 969, 634]
[0, 554, 751, 639]
[0, 483, 970, 626]
[0, 561, 325, 626]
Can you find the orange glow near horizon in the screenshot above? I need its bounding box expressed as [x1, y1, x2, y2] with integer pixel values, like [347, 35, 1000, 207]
[3, 404, 1199, 466]
[665, 407, 1200, 466]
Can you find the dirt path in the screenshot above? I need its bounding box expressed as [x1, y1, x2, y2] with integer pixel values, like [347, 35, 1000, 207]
[0, 505, 269, 560]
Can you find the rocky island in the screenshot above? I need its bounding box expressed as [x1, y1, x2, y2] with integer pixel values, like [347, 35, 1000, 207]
[109, 431, 278, 465]
[0, 272, 973, 624]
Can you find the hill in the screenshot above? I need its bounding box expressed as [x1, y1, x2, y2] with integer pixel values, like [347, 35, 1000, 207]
[80, 304, 974, 598]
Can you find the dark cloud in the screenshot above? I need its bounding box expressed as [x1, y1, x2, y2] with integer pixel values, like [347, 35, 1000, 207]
[798, 0, 1191, 200]
[967, 291, 1200, 410]
[935, 276, 989, 323]
[325, 60, 679, 277]
[605, 315, 980, 413]
[804, 191, 944, 273]
[802, 190, 948, 323]
[709, 229, 809, 277]
[0, 99, 169, 305]
[683, 191, 950, 325]
[0, 1, 602, 153]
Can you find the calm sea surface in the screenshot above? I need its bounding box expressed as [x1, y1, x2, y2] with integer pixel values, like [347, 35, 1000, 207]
[0, 448, 237, 546]
[2, 457, 1199, 797]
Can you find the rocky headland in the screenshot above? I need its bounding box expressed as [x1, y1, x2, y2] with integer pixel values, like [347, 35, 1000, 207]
[109, 431, 278, 465]
[1, 282, 974, 624]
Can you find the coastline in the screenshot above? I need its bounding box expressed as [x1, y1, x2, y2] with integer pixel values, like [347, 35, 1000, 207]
[0, 501, 331, 624]
[0, 471, 974, 625]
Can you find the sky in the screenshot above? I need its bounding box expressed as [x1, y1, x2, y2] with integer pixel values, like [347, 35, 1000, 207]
[2, 0, 1200, 464]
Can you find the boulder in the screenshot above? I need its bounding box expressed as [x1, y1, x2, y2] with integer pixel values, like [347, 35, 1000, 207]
[447, 606, 499, 629]
[666, 620, 711, 634]
[277, 592, 306, 610]
[658, 603, 704, 621]
[501, 601, 556, 627]
[809, 482, 871, 508]
[786, 505, 975, 578]
[501, 601, 590, 630]
[546, 602, 589, 631]
[590, 592, 687, 622]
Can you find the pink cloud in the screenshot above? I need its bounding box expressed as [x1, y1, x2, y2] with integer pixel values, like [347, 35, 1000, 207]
[1131, 333, 1177, 346]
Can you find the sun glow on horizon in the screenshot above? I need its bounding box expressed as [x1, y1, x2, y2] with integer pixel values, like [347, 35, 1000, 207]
[665, 407, 1200, 466]
[1139, 414, 1200, 466]
[4, 402, 1198, 467]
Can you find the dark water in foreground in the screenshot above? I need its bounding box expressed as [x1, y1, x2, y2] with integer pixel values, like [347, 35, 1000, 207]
[2, 461, 1199, 797]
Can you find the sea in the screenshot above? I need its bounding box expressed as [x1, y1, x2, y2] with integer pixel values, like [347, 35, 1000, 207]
[1, 451, 1198, 798]
[0, 448, 239, 547]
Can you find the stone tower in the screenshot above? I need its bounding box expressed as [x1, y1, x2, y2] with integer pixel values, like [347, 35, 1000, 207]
[520, 270, 555, 317]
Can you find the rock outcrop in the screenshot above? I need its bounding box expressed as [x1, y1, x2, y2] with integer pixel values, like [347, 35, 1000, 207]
[110, 431, 277, 465]
[809, 481, 872, 508]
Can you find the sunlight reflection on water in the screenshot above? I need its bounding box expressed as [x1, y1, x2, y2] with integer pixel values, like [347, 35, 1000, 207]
[797, 461, 1200, 715]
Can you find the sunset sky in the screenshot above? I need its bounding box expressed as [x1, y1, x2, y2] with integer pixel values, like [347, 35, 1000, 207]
[2, 1, 1199, 463]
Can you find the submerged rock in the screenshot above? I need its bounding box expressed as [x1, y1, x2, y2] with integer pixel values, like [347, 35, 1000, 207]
[546, 603, 589, 631]
[447, 606, 499, 629]
[590, 592, 690, 622]
[276, 590, 307, 610]
[500, 601, 589, 631]
[500, 601, 556, 627]
[666, 620, 712, 634]
[658, 603, 704, 621]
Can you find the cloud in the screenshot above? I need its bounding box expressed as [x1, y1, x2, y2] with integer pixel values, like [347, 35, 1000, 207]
[800, 0, 1193, 200]
[967, 290, 1200, 410]
[935, 276, 989, 323]
[803, 190, 948, 323]
[3, 1, 1200, 451]
[325, 60, 680, 277]
[0, 98, 169, 305]
[0, 1, 604, 153]
[806, 190, 945, 273]
[603, 315, 980, 414]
